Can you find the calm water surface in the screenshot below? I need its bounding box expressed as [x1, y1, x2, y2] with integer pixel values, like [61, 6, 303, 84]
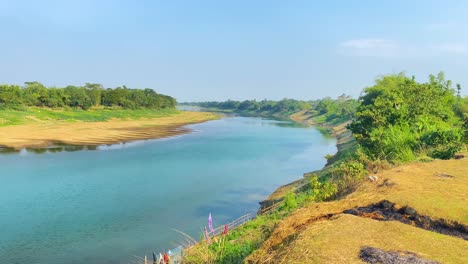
[0, 116, 335, 264]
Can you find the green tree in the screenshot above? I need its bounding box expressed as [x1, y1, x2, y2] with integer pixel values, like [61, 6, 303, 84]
[23, 81, 48, 106]
[0, 85, 23, 109]
[64, 86, 92, 110]
[85, 83, 103, 106]
[349, 72, 462, 161]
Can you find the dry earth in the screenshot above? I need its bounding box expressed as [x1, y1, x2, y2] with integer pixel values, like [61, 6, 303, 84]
[247, 157, 468, 263]
[0, 111, 217, 149]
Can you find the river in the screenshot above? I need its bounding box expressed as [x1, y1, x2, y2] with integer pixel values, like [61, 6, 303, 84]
[0, 116, 336, 264]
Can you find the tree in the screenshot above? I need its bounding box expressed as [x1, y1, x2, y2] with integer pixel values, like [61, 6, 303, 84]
[0, 85, 23, 109]
[23, 81, 48, 106]
[64, 86, 92, 110]
[85, 83, 103, 106]
[349, 72, 462, 161]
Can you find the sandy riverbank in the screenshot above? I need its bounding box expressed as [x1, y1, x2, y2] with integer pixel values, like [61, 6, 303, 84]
[0, 111, 218, 150]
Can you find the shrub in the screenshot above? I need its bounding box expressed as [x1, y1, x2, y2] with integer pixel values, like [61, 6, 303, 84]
[281, 191, 297, 211]
[349, 73, 463, 162]
[308, 175, 337, 202]
[420, 129, 462, 159]
[330, 160, 366, 195]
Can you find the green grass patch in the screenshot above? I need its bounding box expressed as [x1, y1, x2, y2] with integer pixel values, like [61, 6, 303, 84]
[0, 107, 179, 127]
[184, 212, 285, 264]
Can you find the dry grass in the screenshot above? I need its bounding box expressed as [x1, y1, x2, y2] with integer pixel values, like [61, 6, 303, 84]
[0, 111, 218, 149]
[379, 159, 468, 223]
[264, 214, 468, 263]
[247, 157, 468, 263]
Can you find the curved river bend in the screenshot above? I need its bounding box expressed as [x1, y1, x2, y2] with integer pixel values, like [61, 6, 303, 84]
[0, 116, 336, 264]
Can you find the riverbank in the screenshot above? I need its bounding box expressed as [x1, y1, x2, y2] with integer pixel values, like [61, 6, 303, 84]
[183, 109, 358, 262]
[0, 110, 218, 150]
[259, 110, 356, 208]
[183, 110, 467, 262]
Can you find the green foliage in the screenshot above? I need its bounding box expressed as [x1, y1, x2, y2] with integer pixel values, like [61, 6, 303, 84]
[329, 160, 366, 195]
[281, 191, 298, 211]
[315, 95, 358, 123]
[371, 124, 416, 161]
[349, 72, 463, 161]
[187, 95, 358, 124]
[185, 214, 281, 264]
[420, 129, 462, 159]
[354, 147, 392, 172]
[454, 95, 468, 143]
[277, 176, 338, 213]
[0, 82, 176, 110]
[189, 98, 312, 117]
[307, 175, 337, 202]
[209, 239, 254, 264]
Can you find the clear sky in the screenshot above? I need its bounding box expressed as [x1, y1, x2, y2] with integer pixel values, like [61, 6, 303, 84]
[1, 0, 467, 101]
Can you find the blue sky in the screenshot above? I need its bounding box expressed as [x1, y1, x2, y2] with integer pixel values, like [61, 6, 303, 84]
[1, 0, 467, 101]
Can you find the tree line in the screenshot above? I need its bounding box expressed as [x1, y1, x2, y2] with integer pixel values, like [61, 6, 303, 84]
[0, 82, 176, 110]
[186, 95, 359, 122]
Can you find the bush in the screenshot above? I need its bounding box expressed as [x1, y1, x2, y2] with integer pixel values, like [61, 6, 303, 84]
[330, 160, 366, 195]
[209, 239, 254, 264]
[349, 73, 463, 162]
[355, 147, 392, 172]
[308, 175, 337, 202]
[421, 129, 462, 159]
[281, 191, 297, 211]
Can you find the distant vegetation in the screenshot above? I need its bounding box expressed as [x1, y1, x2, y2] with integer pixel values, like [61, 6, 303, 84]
[186, 98, 310, 115]
[0, 82, 176, 110]
[185, 95, 359, 124]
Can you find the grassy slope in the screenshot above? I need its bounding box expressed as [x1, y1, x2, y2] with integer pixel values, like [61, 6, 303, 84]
[263, 110, 356, 203]
[247, 157, 468, 263]
[0, 107, 180, 127]
[267, 214, 467, 264]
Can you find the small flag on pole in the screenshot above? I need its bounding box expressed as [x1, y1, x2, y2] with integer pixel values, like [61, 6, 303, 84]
[204, 226, 211, 244]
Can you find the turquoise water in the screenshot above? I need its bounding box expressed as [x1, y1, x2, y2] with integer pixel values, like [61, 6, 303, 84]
[0, 116, 335, 264]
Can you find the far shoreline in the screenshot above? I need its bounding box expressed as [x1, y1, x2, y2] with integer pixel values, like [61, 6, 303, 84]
[0, 111, 219, 151]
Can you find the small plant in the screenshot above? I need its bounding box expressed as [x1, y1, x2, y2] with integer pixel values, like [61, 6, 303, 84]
[324, 153, 334, 161]
[281, 191, 298, 211]
[308, 175, 337, 202]
[329, 160, 366, 195]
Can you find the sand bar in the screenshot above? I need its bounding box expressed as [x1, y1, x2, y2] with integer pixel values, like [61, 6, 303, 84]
[0, 111, 218, 150]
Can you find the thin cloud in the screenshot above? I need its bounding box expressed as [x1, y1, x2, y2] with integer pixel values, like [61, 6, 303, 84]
[425, 21, 463, 31]
[339, 39, 399, 57]
[437, 43, 467, 54]
[339, 39, 468, 58]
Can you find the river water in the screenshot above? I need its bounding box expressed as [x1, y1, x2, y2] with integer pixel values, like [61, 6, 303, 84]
[0, 116, 335, 264]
